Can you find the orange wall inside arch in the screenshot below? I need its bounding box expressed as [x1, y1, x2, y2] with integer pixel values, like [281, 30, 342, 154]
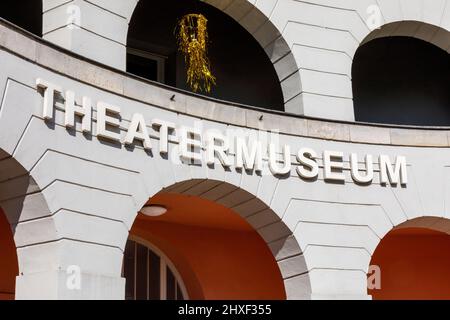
[0, 207, 18, 300]
[369, 228, 450, 300]
[131, 193, 286, 300]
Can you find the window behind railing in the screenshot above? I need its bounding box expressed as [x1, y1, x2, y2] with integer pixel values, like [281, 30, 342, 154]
[123, 239, 186, 300]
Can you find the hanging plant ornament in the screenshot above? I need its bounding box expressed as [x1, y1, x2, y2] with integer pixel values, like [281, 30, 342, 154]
[176, 14, 216, 93]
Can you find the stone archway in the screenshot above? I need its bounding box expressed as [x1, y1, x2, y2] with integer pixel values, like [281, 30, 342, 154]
[125, 0, 302, 113]
[352, 21, 450, 126]
[0, 151, 56, 300]
[126, 179, 312, 300]
[360, 21, 450, 53]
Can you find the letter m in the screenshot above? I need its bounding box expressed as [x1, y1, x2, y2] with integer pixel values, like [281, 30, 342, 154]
[235, 137, 263, 172]
[379, 155, 408, 185]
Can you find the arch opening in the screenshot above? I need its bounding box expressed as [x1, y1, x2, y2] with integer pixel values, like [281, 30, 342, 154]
[0, 153, 30, 301]
[369, 217, 450, 300]
[126, 0, 285, 111]
[0, 0, 42, 36]
[353, 22, 450, 126]
[0, 206, 18, 300]
[123, 180, 300, 300]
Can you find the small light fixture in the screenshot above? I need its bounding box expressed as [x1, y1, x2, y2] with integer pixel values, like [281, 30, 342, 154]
[140, 205, 168, 217]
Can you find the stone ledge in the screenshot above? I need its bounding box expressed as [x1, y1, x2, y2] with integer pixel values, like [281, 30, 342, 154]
[0, 20, 449, 148]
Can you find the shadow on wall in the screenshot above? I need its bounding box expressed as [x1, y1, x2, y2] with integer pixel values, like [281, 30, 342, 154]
[129, 193, 287, 300]
[127, 0, 284, 111]
[353, 37, 450, 126]
[0, 153, 44, 300]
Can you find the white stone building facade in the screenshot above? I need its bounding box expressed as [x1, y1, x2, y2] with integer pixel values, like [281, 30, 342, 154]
[0, 0, 448, 300]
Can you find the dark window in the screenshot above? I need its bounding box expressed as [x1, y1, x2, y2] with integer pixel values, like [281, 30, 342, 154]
[122, 239, 186, 300]
[353, 36, 450, 126]
[176, 284, 183, 300]
[135, 243, 148, 300]
[0, 0, 42, 36]
[127, 53, 159, 82]
[123, 240, 135, 300]
[166, 268, 176, 300]
[148, 251, 161, 300]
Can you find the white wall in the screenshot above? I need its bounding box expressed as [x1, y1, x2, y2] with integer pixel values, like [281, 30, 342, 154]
[0, 3, 449, 299]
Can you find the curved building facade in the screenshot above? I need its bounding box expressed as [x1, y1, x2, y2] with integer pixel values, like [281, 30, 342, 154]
[0, 0, 449, 300]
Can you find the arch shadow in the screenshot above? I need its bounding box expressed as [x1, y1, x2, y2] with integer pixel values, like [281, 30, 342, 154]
[0, 149, 55, 299]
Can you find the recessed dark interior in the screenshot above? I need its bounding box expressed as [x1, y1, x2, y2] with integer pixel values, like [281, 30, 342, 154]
[353, 36, 450, 126]
[127, 53, 159, 82]
[127, 0, 284, 111]
[0, 0, 42, 36]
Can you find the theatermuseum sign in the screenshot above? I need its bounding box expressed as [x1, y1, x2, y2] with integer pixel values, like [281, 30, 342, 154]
[36, 79, 408, 187]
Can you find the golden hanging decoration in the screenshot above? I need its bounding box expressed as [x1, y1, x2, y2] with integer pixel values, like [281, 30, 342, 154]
[176, 14, 216, 93]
